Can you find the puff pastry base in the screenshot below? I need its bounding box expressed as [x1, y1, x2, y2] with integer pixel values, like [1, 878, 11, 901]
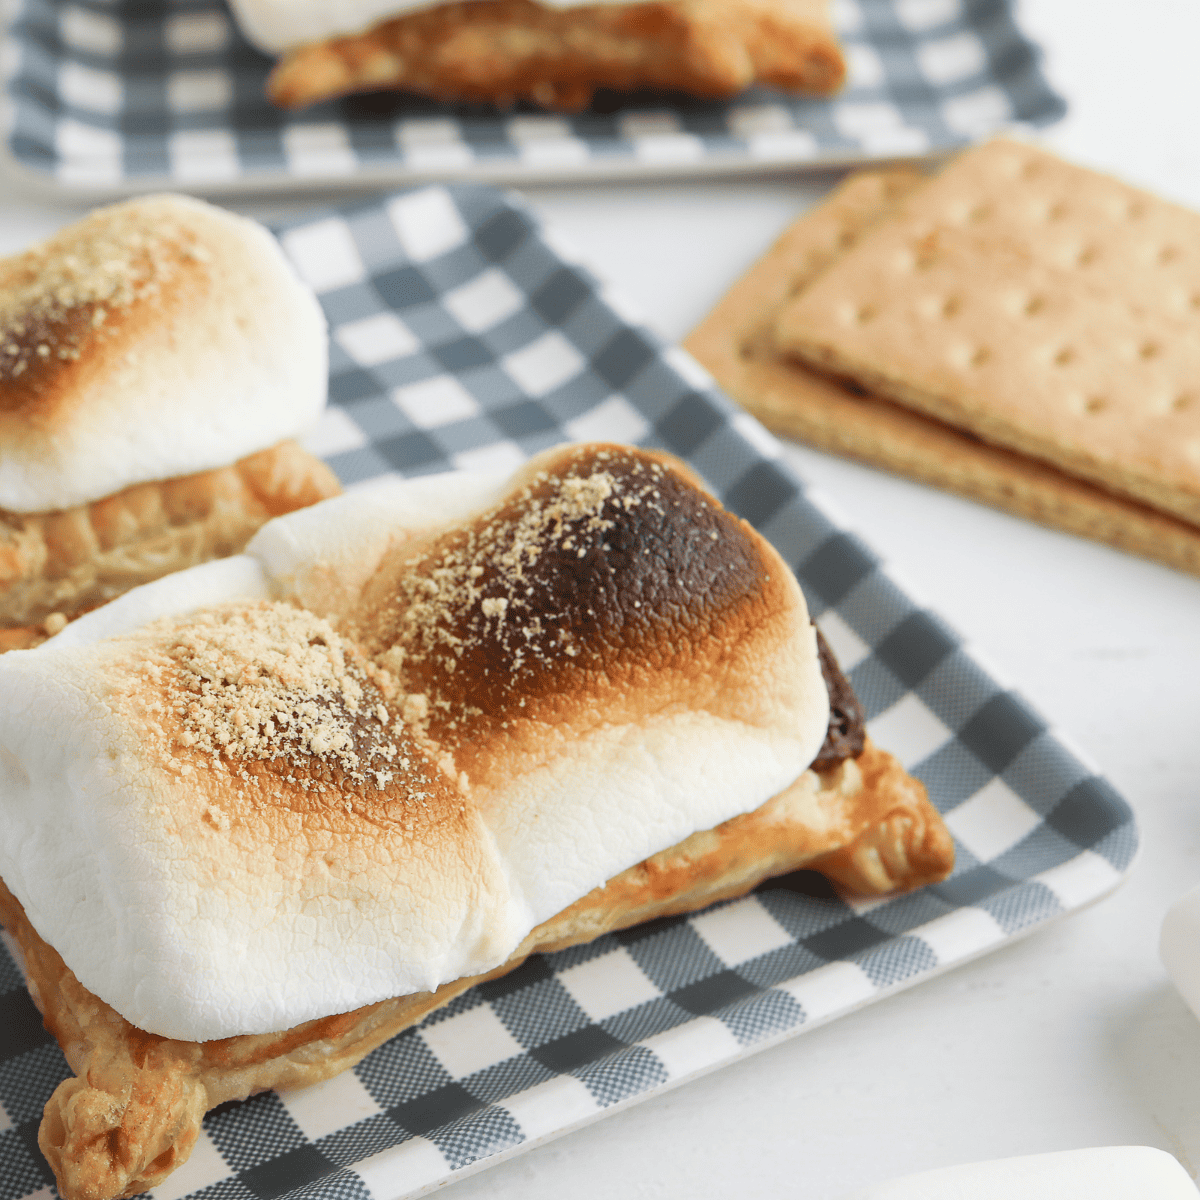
[0, 440, 341, 642]
[0, 737, 951, 1200]
[268, 0, 845, 110]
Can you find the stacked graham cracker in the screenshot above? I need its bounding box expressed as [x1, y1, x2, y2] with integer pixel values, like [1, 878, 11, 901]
[686, 138, 1200, 575]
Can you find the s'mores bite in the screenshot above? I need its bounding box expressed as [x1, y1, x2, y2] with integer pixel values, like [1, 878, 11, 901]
[0, 443, 952, 1200]
[0, 194, 341, 649]
[227, 0, 845, 112]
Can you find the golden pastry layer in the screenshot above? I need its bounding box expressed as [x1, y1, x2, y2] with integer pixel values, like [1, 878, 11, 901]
[0, 440, 341, 637]
[265, 0, 845, 110]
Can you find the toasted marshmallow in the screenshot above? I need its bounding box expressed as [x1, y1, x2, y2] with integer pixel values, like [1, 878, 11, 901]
[0, 194, 327, 514]
[836, 1147, 1198, 1199]
[0, 446, 830, 1040]
[231, 0, 644, 56]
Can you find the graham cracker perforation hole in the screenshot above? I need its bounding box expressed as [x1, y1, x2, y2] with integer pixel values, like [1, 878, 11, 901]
[969, 347, 991, 368]
[940, 296, 961, 318]
[942, 203, 992, 226]
[1076, 245, 1100, 267]
[836, 228, 856, 250]
[1157, 245, 1182, 266]
[1047, 201, 1069, 221]
[1125, 200, 1148, 220]
[738, 329, 772, 361]
[1173, 393, 1195, 413]
[853, 304, 877, 324]
[1190, 293, 1200, 311]
[1084, 396, 1107, 415]
[1139, 341, 1161, 360]
[995, 152, 1024, 179]
[1053, 347, 1076, 367]
[1023, 295, 1046, 317]
[790, 252, 823, 295]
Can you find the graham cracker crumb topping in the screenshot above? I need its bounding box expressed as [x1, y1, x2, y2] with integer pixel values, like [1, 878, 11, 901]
[377, 460, 663, 687]
[143, 601, 423, 792]
[0, 201, 207, 382]
[123, 450, 715, 795]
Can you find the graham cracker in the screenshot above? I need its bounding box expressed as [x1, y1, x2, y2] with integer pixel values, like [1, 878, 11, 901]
[684, 168, 1200, 578]
[268, 0, 844, 111]
[771, 138, 1200, 528]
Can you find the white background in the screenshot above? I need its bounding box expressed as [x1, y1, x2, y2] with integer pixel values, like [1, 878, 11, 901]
[3, 0, 1200, 1195]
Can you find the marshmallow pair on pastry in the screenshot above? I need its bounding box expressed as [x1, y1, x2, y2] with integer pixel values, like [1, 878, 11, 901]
[0, 194, 339, 649]
[229, 0, 846, 111]
[0, 442, 954, 1200]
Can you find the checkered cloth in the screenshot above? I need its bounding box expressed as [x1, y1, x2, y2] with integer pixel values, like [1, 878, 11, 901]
[1, 0, 1064, 191]
[0, 183, 1133, 1200]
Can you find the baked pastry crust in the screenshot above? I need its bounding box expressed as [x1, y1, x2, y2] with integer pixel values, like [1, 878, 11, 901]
[0, 440, 341, 642]
[1, 737, 951, 1200]
[266, 0, 845, 110]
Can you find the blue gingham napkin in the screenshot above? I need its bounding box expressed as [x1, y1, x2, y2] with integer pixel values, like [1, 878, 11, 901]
[1, 0, 1064, 191]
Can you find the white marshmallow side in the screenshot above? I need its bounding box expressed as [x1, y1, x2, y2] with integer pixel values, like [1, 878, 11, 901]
[485, 707, 825, 928]
[246, 469, 510, 617]
[231, 0, 645, 55]
[0, 196, 328, 513]
[0, 643, 527, 1039]
[0, 466, 830, 1039]
[836, 1147, 1198, 1199]
[0, 660, 148, 1017]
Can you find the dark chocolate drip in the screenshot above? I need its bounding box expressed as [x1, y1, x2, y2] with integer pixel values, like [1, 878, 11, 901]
[811, 626, 866, 769]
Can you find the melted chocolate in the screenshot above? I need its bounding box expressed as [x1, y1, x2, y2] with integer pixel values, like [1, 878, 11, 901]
[812, 626, 866, 769]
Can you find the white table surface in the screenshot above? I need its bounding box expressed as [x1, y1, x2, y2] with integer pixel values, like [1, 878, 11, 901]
[4, 1, 1200, 1196]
